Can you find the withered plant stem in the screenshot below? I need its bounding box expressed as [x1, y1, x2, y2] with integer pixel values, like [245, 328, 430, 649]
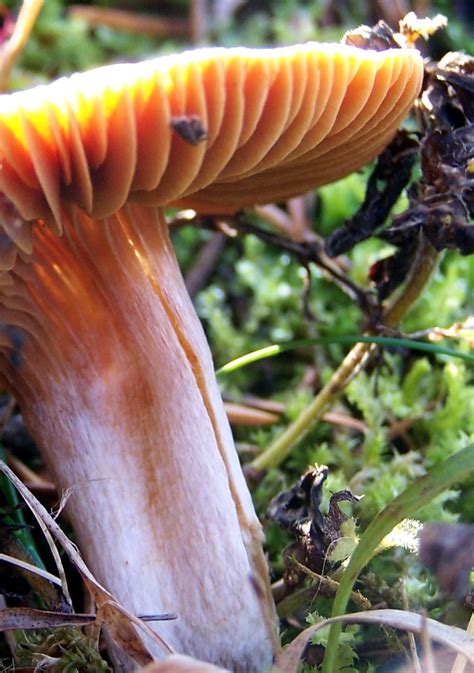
[251, 235, 440, 471]
[451, 612, 474, 673]
[274, 561, 371, 617]
[67, 6, 189, 38]
[0, 0, 44, 91]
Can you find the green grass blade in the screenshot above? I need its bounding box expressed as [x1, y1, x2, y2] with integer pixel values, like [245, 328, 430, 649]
[216, 336, 474, 375]
[321, 442, 474, 673]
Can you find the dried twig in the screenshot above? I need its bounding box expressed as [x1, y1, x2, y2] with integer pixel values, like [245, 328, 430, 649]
[7, 454, 54, 490]
[67, 6, 188, 38]
[255, 198, 317, 244]
[292, 559, 371, 612]
[321, 411, 368, 435]
[239, 395, 285, 415]
[184, 232, 227, 298]
[190, 0, 208, 44]
[230, 214, 375, 314]
[212, 0, 246, 25]
[0, 0, 44, 91]
[224, 401, 279, 426]
[451, 613, 474, 673]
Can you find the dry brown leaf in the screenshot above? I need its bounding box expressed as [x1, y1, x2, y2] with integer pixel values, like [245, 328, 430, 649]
[0, 607, 95, 631]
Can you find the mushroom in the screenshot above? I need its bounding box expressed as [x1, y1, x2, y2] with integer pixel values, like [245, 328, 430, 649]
[0, 43, 423, 671]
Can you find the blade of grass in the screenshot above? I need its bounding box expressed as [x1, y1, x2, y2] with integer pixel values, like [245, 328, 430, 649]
[0, 553, 62, 587]
[321, 442, 474, 673]
[216, 335, 474, 375]
[0, 0, 44, 91]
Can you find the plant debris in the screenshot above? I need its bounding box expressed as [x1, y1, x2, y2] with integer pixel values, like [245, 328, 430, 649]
[268, 466, 360, 589]
[326, 49, 474, 302]
[0, 607, 96, 631]
[325, 132, 419, 258]
[343, 14, 447, 51]
[343, 20, 401, 51]
[14, 626, 113, 673]
[398, 12, 448, 45]
[419, 523, 474, 600]
[170, 115, 208, 145]
[383, 53, 474, 257]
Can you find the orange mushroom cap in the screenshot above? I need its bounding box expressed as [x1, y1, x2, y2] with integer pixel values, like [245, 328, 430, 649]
[0, 42, 423, 246]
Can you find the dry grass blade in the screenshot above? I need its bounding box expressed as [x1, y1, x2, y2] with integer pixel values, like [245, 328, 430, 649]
[0, 552, 62, 587]
[190, 0, 207, 43]
[0, 607, 96, 631]
[184, 231, 227, 298]
[452, 615, 474, 673]
[7, 454, 54, 490]
[0, 459, 174, 664]
[0, 0, 44, 91]
[67, 6, 189, 37]
[224, 402, 280, 426]
[420, 611, 437, 673]
[274, 609, 474, 672]
[3, 471, 74, 608]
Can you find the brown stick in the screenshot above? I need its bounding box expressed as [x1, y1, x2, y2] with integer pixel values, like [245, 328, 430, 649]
[189, 0, 208, 44]
[67, 6, 189, 38]
[0, 0, 44, 91]
[225, 402, 280, 426]
[184, 231, 227, 298]
[7, 453, 53, 488]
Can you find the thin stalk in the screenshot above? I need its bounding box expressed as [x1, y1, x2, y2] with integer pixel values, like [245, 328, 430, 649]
[251, 235, 440, 471]
[0, 0, 44, 91]
[451, 613, 474, 673]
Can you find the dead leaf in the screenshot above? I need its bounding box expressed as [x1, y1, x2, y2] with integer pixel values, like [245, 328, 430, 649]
[0, 607, 95, 631]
